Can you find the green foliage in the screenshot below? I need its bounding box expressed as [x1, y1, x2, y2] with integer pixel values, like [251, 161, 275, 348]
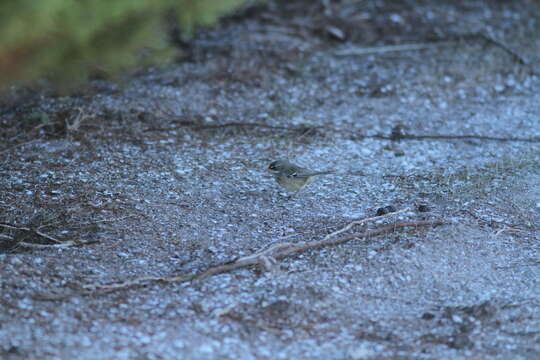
[0, 0, 251, 87]
[176, 0, 248, 35]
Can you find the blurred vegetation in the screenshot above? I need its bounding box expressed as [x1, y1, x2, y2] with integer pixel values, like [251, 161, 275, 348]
[0, 0, 251, 88]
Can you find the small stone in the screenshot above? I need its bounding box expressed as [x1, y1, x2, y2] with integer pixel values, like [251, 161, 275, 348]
[349, 342, 376, 360]
[10, 257, 23, 265]
[326, 25, 345, 41]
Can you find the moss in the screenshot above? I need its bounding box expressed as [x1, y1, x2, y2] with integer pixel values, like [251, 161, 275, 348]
[175, 0, 248, 34]
[0, 0, 252, 87]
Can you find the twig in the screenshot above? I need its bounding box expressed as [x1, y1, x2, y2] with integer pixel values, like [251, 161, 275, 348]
[0, 223, 62, 243]
[35, 226, 62, 243]
[322, 208, 411, 241]
[494, 227, 525, 237]
[195, 220, 446, 280]
[1, 215, 133, 250]
[147, 121, 540, 143]
[372, 133, 540, 143]
[458, 33, 528, 66]
[0, 222, 90, 249]
[288, 221, 446, 253]
[0, 223, 22, 230]
[236, 242, 296, 262]
[145, 122, 301, 133]
[16, 241, 78, 249]
[69, 215, 136, 228]
[334, 42, 454, 57]
[194, 243, 297, 280]
[78, 215, 447, 293]
[81, 273, 196, 293]
[333, 34, 528, 66]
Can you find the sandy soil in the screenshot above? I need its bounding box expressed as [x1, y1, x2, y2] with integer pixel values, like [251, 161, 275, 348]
[1, 0, 540, 359]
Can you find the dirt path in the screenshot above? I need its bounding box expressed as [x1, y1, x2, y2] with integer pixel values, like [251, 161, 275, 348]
[1, 1, 539, 359]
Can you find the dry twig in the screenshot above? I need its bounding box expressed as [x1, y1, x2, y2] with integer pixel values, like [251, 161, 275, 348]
[150, 121, 540, 143]
[0, 222, 62, 244]
[16, 241, 78, 249]
[334, 33, 529, 66]
[195, 219, 446, 280]
[0, 220, 103, 250]
[77, 210, 447, 294]
[81, 273, 196, 293]
[322, 207, 412, 241]
[334, 42, 454, 57]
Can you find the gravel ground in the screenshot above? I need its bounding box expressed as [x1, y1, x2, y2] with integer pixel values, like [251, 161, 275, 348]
[1, 0, 540, 359]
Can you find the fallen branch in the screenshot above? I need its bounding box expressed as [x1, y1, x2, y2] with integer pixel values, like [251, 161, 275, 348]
[195, 220, 446, 280]
[77, 212, 447, 293]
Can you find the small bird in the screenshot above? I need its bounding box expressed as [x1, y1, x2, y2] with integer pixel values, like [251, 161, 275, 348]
[268, 159, 333, 195]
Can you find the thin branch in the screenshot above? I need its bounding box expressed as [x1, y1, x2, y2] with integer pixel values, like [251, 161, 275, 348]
[457, 33, 528, 66]
[334, 41, 454, 57]
[146, 121, 540, 143]
[494, 227, 525, 237]
[77, 214, 447, 293]
[289, 221, 446, 253]
[145, 121, 301, 133]
[322, 208, 412, 241]
[16, 241, 78, 249]
[0, 223, 24, 230]
[374, 133, 540, 143]
[35, 226, 62, 243]
[195, 220, 446, 280]
[81, 273, 196, 293]
[69, 215, 136, 229]
[0, 223, 62, 244]
[194, 243, 297, 280]
[1, 215, 132, 250]
[333, 33, 529, 66]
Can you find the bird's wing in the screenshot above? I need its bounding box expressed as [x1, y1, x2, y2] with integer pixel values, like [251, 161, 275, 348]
[289, 170, 331, 178]
[283, 166, 307, 178]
